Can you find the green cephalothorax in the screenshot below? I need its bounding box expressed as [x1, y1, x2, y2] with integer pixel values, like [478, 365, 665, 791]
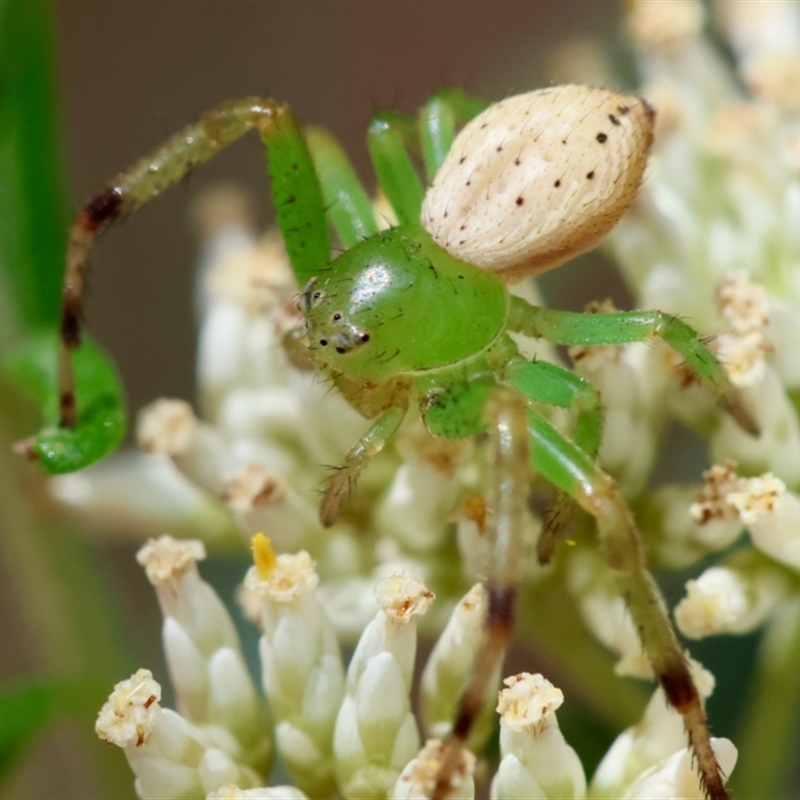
[28, 85, 760, 800]
[301, 225, 508, 381]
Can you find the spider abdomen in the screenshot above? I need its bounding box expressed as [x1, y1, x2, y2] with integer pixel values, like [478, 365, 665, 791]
[303, 225, 509, 380]
[421, 85, 654, 282]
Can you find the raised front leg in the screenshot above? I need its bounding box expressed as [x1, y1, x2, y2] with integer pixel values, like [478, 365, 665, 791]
[59, 98, 329, 431]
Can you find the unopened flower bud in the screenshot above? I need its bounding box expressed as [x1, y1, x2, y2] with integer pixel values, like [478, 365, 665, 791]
[624, 738, 737, 799]
[711, 367, 800, 488]
[137, 399, 232, 495]
[421, 584, 497, 752]
[334, 570, 433, 799]
[568, 551, 653, 678]
[222, 463, 321, 550]
[245, 535, 344, 798]
[137, 536, 271, 773]
[592, 660, 715, 798]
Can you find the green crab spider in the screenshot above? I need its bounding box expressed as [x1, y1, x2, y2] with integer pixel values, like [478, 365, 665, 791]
[31, 85, 758, 800]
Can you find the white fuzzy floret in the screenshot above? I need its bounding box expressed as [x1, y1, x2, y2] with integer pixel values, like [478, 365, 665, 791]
[95, 669, 162, 748]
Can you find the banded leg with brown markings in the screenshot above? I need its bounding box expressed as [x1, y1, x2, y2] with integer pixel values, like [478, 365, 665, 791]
[59, 97, 329, 427]
[527, 407, 728, 800]
[431, 387, 530, 800]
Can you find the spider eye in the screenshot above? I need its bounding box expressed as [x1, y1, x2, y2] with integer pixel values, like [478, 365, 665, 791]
[319, 339, 328, 347]
[298, 278, 326, 312]
[299, 285, 325, 313]
[328, 327, 371, 355]
[332, 312, 342, 322]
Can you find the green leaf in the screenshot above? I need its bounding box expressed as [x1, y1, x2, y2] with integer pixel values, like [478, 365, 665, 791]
[5, 333, 126, 473]
[0, 679, 60, 780]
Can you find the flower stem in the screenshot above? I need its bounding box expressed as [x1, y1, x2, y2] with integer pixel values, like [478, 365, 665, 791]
[732, 596, 800, 798]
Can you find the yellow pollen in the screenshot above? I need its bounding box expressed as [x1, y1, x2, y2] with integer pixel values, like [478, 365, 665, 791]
[251, 533, 278, 579]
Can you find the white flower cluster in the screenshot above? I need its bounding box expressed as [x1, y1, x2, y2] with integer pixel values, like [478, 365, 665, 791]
[610, 0, 800, 474]
[98, 536, 732, 799]
[552, 6, 800, 496]
[602, 0, 800, 649]
[543, 0, 800, 672]
[672, 464, 799, 640]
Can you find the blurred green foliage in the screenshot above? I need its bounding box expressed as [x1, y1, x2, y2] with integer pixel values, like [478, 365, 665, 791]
[0, 0, 67, 334]
[0, 3, 133, 796]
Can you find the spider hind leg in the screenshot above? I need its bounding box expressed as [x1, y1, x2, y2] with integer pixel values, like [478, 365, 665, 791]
[528, 408, 729, 800]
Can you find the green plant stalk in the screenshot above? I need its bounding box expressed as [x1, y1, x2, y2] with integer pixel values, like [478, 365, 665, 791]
[0, 0, 66, 330]
[732, 596, 800, 798]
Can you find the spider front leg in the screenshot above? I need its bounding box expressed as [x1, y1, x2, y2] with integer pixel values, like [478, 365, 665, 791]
[367, 111, 424, 225]
[508, 297, 759, 436]
[528, 408, 729, 800]
[306, 126, 378, 248]
[58, 97, 328, 432]
[367, 88, 487, 223]
[418, 89, 489, 181]
[320, 404, 407, 527]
